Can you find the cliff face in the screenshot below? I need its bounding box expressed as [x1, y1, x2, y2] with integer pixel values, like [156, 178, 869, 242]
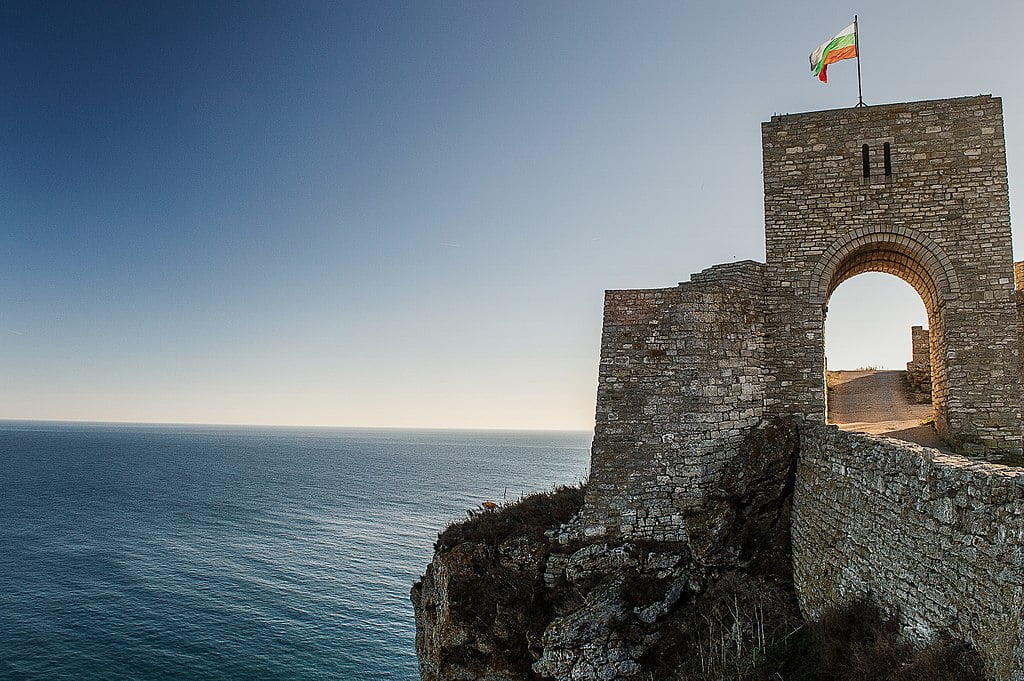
[411, 533, 551, 680]
[411, 420, 802, 681]
[411, 486, 584, 681]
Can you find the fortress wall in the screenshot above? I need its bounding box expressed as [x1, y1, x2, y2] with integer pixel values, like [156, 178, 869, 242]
[581, 261, 767, 541]
[793, 425, 1024, 680]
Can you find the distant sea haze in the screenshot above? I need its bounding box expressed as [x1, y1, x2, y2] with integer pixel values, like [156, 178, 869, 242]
[0, 422, 590, 680]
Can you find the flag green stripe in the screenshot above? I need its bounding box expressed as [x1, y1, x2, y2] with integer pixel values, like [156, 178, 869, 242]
[813, 33, 857, 75]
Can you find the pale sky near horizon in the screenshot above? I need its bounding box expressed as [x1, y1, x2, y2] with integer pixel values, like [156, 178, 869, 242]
[2, 1, 1022, 430]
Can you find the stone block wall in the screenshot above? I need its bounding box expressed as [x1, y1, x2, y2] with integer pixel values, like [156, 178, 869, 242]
[792, 425, 1024, 680]
[762, 96, 1022, 456]
[545, 94, 1024, 681]
[1015, 262, 1024, 420]
[582, 261, 766, 540]
[906, 325, 932, 394]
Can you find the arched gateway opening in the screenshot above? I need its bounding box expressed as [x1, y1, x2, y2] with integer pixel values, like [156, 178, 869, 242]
[810, 227, 959, 445]
[825, 273, 936, 446]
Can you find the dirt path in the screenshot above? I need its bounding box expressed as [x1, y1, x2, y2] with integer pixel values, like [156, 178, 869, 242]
[827, 370, 948, 451]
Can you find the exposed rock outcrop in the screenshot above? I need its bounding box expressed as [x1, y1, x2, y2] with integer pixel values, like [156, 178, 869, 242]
[411, 485, 586, 681]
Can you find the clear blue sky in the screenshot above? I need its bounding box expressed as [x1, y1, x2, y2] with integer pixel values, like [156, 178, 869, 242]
[2, 1, 1022, 429]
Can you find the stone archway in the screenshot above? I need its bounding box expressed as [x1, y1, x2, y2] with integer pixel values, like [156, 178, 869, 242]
[810, 227, 959, 442]
[809, 226, 959, 308]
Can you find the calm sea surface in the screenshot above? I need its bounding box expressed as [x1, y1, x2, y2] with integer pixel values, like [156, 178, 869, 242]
[0, 422, 590, 680]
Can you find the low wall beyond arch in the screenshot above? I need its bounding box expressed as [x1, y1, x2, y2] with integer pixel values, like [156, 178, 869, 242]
[793, 425, 1024, 680]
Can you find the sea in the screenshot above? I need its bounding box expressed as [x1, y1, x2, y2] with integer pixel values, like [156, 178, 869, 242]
[0, 421, 591, 680]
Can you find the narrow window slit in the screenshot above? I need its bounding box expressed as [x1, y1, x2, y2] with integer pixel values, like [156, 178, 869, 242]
[883, 142, 893, 176]
[862, 144, 871, 178]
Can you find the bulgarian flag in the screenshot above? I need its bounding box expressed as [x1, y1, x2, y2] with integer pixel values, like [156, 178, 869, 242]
[809, 22, 858, 83]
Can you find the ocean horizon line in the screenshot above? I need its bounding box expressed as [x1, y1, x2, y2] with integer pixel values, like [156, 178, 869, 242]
[0, 417, 594, 434]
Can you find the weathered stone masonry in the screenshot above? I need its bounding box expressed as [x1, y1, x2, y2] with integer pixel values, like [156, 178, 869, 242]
[578, 96, 1024, 678]
[583, 261, 766, 541]
[793, 425, 1024, 681]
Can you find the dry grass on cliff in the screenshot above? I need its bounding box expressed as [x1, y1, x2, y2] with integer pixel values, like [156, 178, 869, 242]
[435, 483, 586, 551]
[645, 570, 805, 681]
[662, 596, 985, 681]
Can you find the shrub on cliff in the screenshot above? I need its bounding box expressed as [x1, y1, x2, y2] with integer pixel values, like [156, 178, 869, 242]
[645, 589, 984, 681]
[435, 483, 585, 552]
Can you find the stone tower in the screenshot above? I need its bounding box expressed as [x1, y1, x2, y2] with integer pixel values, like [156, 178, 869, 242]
[761, 96, 1021, 455]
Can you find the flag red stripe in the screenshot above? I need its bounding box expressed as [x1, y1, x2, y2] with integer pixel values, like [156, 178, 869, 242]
[818, 44, 857, 83]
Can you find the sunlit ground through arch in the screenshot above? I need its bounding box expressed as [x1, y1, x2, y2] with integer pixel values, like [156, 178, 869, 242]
[825, 272, 929, 371]
[823, 272, 945, 450]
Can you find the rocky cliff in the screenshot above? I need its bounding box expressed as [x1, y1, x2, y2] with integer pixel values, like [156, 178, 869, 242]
[411, 420, 805, 680]
[411, 419, 987, 681]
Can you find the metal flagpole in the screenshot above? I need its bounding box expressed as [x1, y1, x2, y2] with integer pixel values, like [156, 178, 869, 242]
[854, 15, 866, 106]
